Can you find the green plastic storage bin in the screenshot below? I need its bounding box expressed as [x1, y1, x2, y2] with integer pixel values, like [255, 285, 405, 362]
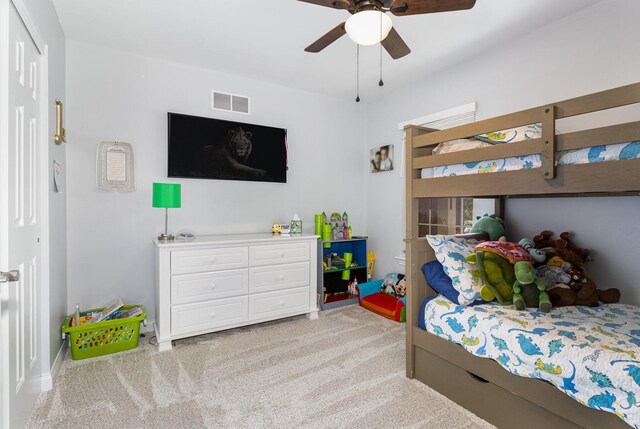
[61, 305, 146, 360]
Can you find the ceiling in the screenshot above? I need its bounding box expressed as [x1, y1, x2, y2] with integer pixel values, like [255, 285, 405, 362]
[52, 0, 602, 102]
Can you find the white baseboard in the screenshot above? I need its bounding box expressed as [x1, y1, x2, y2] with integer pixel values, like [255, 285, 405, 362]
[39, 342, 65, 392]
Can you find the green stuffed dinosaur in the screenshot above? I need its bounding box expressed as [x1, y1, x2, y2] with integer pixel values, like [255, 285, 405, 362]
[469, 214, 506, 241]
[466, 251, 515, 304]
[513, 261, 552, 313]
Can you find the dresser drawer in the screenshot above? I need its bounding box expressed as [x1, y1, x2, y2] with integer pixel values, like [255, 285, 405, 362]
[171, 269, 248, 305]
[171, 247, 248, 274]
[249, 287, 309, 321]
[249, 242, 310, 267]
[249, 262, 309, 293]
[171, 296, 248, 336]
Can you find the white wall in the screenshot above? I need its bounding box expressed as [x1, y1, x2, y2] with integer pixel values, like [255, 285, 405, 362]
[65, 41, 366, 320]
[22, 0, 67, 371]
[364, 0, 640, 304]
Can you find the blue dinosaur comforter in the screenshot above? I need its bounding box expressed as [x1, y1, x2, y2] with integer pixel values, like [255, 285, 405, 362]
[423, 296, 640, 427]
[421, 140, 640, 178]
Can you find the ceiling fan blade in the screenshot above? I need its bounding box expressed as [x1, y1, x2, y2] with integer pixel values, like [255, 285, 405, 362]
[391, 0, 476, 16]
[304, 22, 347, 53]
[381, 27, 411, 59]
[297, 0, 350, 9]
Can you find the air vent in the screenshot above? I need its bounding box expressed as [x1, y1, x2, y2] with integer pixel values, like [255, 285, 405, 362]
[211, 90, 250, 114]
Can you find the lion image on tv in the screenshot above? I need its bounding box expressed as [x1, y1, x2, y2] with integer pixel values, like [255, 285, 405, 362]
[193, 127, 269, 180]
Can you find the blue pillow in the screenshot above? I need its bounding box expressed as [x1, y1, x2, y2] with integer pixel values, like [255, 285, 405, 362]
[421, 261, 460, 304]
[421, 261, 484, 306]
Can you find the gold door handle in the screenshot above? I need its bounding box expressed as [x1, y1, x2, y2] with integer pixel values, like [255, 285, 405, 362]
[55, 99, 66, 144]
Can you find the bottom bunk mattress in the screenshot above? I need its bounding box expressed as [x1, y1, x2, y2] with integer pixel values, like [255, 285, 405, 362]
[422, 295, 640, 428]
[421, 140, 640, 178]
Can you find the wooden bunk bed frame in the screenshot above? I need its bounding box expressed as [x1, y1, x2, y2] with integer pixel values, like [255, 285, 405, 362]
[405, 83, 640, 429]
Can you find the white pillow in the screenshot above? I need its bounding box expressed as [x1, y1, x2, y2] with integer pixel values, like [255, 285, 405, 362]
[426, 235, 482, 305]
[432, 138, 493, 155]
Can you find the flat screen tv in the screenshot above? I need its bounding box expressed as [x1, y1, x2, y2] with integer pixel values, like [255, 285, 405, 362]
[168, 113, 287, 183]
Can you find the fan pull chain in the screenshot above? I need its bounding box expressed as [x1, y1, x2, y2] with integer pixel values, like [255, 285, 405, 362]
[379, 44, 384, 87]
[355, 44, 360, 103]
[379, 12, 384, 87]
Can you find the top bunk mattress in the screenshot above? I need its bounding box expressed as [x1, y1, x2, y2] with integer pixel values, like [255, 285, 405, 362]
[422, 295, 640, 428]
[421, 141, 640, 179]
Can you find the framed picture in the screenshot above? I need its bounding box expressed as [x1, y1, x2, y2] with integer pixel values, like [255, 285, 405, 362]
[370, 144, 394, 173]
[168, 113, 287, 183]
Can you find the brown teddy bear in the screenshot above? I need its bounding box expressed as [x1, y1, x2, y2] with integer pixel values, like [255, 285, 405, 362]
[534, 231, 591, 262]
[545, 247, 620, 307]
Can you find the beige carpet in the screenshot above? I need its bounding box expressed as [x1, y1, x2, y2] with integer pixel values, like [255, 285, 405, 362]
[27, 306, 494, 429]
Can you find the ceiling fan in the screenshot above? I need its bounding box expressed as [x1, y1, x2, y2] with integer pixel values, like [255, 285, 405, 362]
[300, 0, 477, 59]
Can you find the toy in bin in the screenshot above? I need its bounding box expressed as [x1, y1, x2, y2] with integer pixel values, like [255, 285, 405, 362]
[61, 300, 146, 360]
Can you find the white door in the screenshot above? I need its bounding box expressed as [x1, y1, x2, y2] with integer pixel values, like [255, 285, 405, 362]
[0, 2, 43, 428]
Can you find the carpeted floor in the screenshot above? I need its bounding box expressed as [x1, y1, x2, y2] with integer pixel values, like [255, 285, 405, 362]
[27, 306, 495, 429]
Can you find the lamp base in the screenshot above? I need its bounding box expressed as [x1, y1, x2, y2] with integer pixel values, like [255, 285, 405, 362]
[157, 233, 175, 242]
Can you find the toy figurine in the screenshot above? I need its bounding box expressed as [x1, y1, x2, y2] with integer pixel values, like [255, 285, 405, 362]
[290, 213, 302, 234]
[367, 252, 375, 281]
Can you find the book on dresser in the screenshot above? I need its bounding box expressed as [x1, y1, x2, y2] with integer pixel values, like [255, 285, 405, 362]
[153, 233, 320, 351]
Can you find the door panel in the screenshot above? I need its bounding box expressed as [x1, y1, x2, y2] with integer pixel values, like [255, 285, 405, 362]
[1, 4, 42, 428]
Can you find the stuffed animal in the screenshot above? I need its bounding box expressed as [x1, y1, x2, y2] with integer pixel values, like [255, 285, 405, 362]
[466, 239, 534, 304]
[536, 263, 572, 289]
[533, 230, 591, 262]
[475, 239, 533, 264]
[545, 248, 620, 307]
[546, 256, 565, 267]
[470, 214, 506, 241]
[519, 238, 547, 263]
[513, 261, 552, 313]
[466, 250, 515, 304]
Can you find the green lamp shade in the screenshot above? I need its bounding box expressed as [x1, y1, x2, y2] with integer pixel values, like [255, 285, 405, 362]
[152, 183, 181, 208]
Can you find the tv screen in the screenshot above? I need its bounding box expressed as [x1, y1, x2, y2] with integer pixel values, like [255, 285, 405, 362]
[168, 113, 287, 183]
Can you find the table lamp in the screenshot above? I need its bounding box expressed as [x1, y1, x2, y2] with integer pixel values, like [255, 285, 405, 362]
[153, 183, 181, 241]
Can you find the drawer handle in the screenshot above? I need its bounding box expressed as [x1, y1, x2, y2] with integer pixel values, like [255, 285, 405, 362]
[209, 258, 217, 264]
[278, 252, 285, 258]
[278, 300, 285, 307]
[210, 312, 216, 319]
[466, 371, 489, 383]
[277, 274, 285, 281]
[210, 283, 216, 290]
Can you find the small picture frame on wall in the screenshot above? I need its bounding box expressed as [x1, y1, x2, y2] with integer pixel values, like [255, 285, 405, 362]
[97, 141, 135, 192]
[370, 144, 394, 173]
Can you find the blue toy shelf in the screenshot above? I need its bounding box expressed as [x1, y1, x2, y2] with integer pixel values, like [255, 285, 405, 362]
[318, 236, 368, 310]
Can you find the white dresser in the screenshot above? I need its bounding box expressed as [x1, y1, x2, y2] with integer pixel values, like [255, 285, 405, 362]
[154, 233, 319, 351]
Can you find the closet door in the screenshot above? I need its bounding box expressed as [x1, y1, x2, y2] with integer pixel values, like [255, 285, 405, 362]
[0, 4, 44, 429]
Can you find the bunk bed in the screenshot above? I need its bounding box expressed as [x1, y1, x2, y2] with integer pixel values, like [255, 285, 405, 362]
[405, 83, 640, 429]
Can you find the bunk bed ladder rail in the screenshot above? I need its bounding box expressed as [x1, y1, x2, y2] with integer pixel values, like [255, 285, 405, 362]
[541, 105, 556, 180]
[405, 125, 434, 379]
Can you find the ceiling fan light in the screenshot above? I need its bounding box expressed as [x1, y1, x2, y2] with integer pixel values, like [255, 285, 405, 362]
[345, 10, 392, 46]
